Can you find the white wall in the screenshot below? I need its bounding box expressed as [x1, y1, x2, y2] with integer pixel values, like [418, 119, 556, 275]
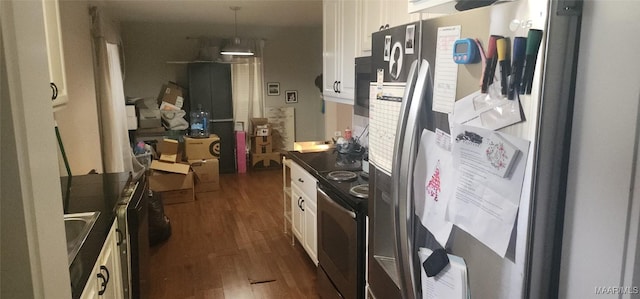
[324, 101, 353, 141]
[263, 27, 324, 141]
[560, 1, 640, 298]
[120, 22, 325, 141]
[54, 0, 103, 175]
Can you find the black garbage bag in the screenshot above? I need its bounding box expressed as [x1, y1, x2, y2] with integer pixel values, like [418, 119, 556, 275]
[148, 191, 172, 246]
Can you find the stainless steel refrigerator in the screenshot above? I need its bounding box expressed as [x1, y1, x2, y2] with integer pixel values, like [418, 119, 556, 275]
[367, 1, 582, 298]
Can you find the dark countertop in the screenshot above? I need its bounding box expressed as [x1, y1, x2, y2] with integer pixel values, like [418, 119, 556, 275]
[286, 150, 368, 214]
[61, 172, 130, 299]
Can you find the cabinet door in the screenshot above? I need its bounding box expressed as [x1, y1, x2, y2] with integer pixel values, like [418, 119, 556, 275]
[358, 0, 383, 56]
[80, 265, 100, 299]
[99, 221, 124, 299]
[385, 0, 420, 28]
[291, 185, 305, 241]
[43, 0, 68, 110]
[337, 0, 357, 101]
[208, 64, 233, 120]
[188, 63, 213, 115]
[304, 199, 318, 265]
[323, 0, 340, 97]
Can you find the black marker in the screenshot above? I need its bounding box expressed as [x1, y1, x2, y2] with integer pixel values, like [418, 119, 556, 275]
[508, 37, 526, 100]
[496, 38, 510, 96]
[521, 29, 543, 95]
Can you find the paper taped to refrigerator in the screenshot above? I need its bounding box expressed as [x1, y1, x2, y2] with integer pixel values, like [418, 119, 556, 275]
[414, 129, 454, 247]
[369, 83, 405, 175]
[432, 25, 461, 114]
[418, 248, 469, 299]
[447, 124, 530, 257]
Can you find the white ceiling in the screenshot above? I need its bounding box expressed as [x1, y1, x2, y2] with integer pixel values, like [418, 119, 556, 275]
[100, 0, 323, 27]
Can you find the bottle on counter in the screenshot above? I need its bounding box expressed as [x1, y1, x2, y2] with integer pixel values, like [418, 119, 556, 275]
[190, 104, 209, 138]
[344, 127, 352, 140]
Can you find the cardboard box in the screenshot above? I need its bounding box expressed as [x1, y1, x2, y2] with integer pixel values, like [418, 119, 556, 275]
[156, 82, 184, 108]
[251, 152, 281, 168]
[149, 171, 195, 204]
[250, 118, 271, 136]
[184, 135, 220, 160]
[189, 159, 220, 193]
[251, 136, 273, 153]
[158, 139, 180, 163]
[138, 108, 161, 128]
[150, 160, 190, 174]
[127, 116, 138, 130]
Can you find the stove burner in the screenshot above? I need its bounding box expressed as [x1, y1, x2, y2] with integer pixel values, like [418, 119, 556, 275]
[327, 171, 358, 181]
[349, 184, 369, 198]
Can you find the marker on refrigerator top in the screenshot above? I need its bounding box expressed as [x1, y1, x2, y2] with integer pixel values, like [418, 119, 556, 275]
[521, 29, 543, 95]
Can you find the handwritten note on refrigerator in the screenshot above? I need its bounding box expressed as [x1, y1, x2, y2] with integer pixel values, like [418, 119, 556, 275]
[432, 26, 461, 114]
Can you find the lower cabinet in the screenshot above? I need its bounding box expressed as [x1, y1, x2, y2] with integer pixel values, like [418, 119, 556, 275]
[291, 183, 318, 265]
[80, 220, 123, 299]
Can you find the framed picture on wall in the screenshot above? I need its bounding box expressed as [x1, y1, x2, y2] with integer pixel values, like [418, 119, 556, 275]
[267, 82, 280, 96]
[285, 90, 298, 104]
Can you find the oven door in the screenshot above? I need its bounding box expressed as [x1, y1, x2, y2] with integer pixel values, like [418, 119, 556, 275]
[317, 187, 358, 299]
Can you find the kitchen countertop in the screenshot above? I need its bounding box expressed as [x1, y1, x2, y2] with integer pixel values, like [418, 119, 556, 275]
[286, 149, 368, 214]
[61, 172, 131, 299]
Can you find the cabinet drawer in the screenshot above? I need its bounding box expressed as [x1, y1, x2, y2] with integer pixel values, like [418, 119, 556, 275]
[290, 161, 318, 201]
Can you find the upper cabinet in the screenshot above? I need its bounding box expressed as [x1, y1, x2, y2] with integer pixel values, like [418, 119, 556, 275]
[323, 0, 357, 105]
[42, 0, 68, 111]
[357, 0, 420, 57]
[408, 0, 457, 14]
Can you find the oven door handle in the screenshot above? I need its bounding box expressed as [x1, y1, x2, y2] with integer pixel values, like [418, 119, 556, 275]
[318, 188, 356, 219]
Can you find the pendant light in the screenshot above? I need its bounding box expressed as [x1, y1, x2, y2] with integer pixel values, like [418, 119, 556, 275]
[220, 6, 254, 56]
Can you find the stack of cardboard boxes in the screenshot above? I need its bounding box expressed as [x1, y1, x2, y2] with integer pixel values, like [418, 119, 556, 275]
[250, 118, 281, 167]
[149, 135, 220, 204]
[184, 135, 221, 194]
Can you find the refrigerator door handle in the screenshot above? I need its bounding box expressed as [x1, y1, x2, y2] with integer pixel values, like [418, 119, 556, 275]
[393, 59, 432, 299]
[391, 59, 419, 299]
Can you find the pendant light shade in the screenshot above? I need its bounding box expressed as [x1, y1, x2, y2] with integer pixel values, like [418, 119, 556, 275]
[221, 7, 254, 56]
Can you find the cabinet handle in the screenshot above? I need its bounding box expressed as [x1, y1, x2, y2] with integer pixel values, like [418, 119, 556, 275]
[384, 24, 390, 29]
[332, 81, 337, 92]
[100, 265, 110, 284]
[297, 196, 303, 209]
[300, 199, 305, 211]
[337, 81, 341, 93]
[116, 228, 124, 246]
[50, 82, 58, 100]
[98, 266, 110, 296]
[298, 178, 304, 183]
[97, 272, 108, 295]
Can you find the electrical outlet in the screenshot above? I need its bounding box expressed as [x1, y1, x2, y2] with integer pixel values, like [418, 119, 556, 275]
[334, 131, 342, 137]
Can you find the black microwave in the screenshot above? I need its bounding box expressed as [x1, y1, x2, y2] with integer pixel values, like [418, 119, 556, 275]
[354, 56, 371, 117]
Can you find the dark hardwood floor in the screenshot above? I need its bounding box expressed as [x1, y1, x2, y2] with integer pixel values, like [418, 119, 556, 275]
[149, 168, 319, 299]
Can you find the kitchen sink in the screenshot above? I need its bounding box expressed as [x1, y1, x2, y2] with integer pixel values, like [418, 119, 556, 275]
[64, 211, 100, 266]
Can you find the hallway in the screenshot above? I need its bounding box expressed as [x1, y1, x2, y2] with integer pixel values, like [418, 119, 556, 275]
[148, 168, 319, 298]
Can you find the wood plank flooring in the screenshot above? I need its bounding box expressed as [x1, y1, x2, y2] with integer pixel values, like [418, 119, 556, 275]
[149, 168, 319, 299]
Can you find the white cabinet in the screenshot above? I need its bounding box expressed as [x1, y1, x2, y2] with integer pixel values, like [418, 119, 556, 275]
[323, 0, 357, 105]
[282, 157, 294, 245]
[42, 0, 68, 111]
[290, 161, 319, 265]
[291, 185, 305, 241]
[80, 220, 123, 299]
[357, 0, 421, 56]
[408, 0, 457, 14]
